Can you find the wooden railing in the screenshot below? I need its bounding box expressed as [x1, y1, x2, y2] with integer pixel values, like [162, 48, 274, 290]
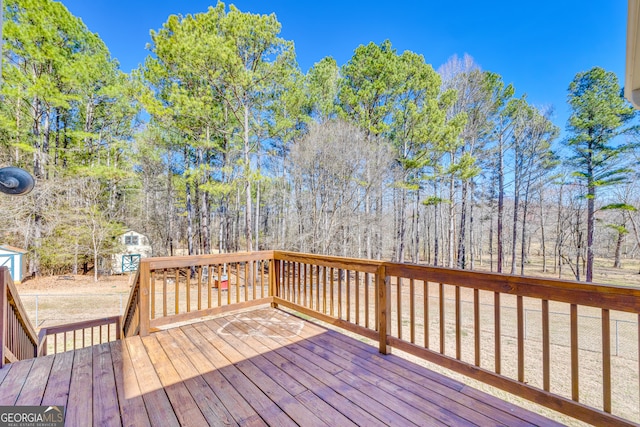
[271, 251, 383, 343]
[378, 261, 640, 427]
[122, 251, 275, 337]
[37, 316, 121, 356]
[122, 269, 140, 337]
[0, 266, 38, 367]
[1, 264, 123, 363]
[122, 250, 640, 426]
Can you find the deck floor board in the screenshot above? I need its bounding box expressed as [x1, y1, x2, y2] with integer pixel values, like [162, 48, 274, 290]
[41, 350, 74, 408]
[66, 346, 93, 427]
[109, 339, 151, 427]
[0, 307, 564, 426]
[0, 357, 33, 405]
[15, 354, 54, 405]
[93, 343, 122, 427]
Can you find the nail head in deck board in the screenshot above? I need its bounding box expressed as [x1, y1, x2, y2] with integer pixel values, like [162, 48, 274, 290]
[0, 357, 34, 405]
[125, 336, 180, 427]
[141, 335, 209, 427]
[66, 346, 93, 427]
[15, 354, 54, 405]
[92, 343, 121, 427]
[109, 340, 151, 427]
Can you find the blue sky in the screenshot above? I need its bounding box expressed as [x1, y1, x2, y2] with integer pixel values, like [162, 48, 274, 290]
[60, 0, 628, 136]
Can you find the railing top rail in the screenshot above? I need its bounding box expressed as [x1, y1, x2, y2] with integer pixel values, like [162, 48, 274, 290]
[39, 315, 122, 336]
[2, 267, 38, 344]
[384, 261, 640, 312]
[273, 250, 382, 273]
[123, 268, 140, 313]
[271, 252, 640, 313]
[145, 250, 274, 270]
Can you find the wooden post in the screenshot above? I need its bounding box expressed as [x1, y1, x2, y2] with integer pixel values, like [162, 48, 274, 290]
[139, 262, 150, 337]
[270, 258, 280, 308]
[116, 316, 122, 340]
[0, 267, 7, 368]
[376, 265, 390, 355]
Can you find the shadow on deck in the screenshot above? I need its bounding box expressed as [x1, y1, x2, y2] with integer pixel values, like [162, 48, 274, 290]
[0, 307, 561, 426]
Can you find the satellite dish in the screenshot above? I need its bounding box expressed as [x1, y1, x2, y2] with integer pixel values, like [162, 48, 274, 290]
[0, 167, 35, 195]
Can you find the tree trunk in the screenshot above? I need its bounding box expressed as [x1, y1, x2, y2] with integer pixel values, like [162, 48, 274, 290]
[376, 179, 383, 260]
[166, 149, 175, 256]
[511, 193, 519, 275]
[554, 183, 564, 276]
[489, 208, 494, 272]
[397, 187, 407, 262]
[469, 181, 475, 269]
[185, 147, 194, 256]
[448, 174, 455, 268]
[244, 104, 253, 252]
[255, 180, 261, 251]
[457, 181, 467, 269]
[497, 137, 505, 273]
[433, 179, 439, 267]
[413, 189, 420, 263]
[94, 249, 99, 282]
[365, 191, 372, 259]
[613, 228, 624, 268]
[520, 187, 530, 276]
[539, 189, 547, 272]
[586, 149, 595, 282]
[625, 211, 640, 273]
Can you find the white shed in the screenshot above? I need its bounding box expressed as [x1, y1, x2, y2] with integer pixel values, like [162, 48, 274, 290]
[112, 230, 152, 274]
[0, 245, 27, 283]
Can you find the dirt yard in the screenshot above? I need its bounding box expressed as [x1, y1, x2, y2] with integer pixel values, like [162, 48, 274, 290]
[18, 273, 133, 294]
[16, 273, 134, 328]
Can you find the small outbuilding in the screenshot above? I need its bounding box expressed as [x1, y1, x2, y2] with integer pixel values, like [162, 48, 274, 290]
[0, 245, 27, 283]
[112, 230, 152, 274]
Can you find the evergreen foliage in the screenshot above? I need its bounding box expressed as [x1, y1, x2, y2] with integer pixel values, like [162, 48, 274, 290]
[0, 0, 637, 282]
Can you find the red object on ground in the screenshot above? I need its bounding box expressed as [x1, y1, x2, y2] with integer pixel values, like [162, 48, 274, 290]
[214, 276, 228, 289]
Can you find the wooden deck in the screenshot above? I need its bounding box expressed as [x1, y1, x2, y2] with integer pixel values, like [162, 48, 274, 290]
[0, 307, 563, 426]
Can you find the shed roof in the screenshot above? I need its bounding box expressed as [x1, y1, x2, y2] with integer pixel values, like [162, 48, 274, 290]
[0, 245, 27, 254]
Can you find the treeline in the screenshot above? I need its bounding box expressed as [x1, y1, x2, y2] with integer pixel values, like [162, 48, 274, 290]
[0, 0, 638, 282]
